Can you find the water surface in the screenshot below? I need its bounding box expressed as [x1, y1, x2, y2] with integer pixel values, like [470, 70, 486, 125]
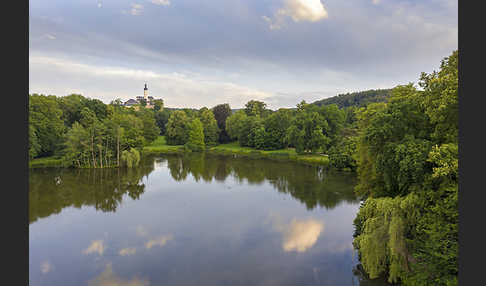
[29, 153, 389, 285]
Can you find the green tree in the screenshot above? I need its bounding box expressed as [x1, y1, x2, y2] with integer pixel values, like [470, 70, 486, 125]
[353, 51, 458, 286]
[121, 148, 141, 168]
[262, 108, 292, 150]
[165, 110, 190, 145]
[136, 109, 160, 144]
[198, 108, 220, 146]
[185, 118, 205, 151]
[29, 94, 66, 157]
[211, 103, 232, 143]
[244, 100, 268, 117]
[29, 124, 41, 159]
[287, 103, 329, 154]
[152, 99, 164, 112]
[226, 110, 248, 141]
[154, 109, 171, 135]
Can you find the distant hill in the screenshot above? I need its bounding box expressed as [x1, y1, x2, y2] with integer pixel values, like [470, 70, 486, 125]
[312, 88, 393, 108]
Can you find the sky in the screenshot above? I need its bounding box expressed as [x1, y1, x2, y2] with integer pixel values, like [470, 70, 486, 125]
[29, 0, 457, 109]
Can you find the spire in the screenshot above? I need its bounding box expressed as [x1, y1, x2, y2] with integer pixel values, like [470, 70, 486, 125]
[144, 83, 148, 90]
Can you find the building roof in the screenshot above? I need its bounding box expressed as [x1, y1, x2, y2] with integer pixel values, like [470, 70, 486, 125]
[124, 99, 138, 106]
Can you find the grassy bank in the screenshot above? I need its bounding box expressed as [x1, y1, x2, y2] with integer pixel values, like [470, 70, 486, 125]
[142, 136, 185, 154]
[29, 156, 65, 168]
[143, 136, 330, 167]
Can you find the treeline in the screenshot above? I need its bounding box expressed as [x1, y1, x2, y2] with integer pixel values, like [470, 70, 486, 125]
[29, 94, 161, 168]
[352, 51, 458, 285]
[162, 100, 359, 170]
[312, 88, 392, 108]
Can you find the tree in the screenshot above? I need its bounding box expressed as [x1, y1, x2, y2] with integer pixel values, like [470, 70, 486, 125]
[226, 110, 248, 141]
[136, 109, 160, 144]
[154, 109, 171, 135]
[63, 122, 90, 167]
[286, 103, 330, 154]
[262, 108, 292, 150]
[121, 148, 141, 168]
[244, 100, 268, 117]
[198, 108, 219, 146]
[152, 99, 164, 112]
[29, 124, 41, 160]
[353, 51, 458, 286]
[165, 110, 190, 145]
[185, 118, 205, 151]
[318, 104, 345, 147]
[139, 98, 147, 107]
[29, 94, 66, 157]
[212, 103, 232, 143]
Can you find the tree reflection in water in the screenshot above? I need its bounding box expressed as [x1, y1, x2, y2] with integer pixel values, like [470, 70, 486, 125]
[30, 153, 359, 224]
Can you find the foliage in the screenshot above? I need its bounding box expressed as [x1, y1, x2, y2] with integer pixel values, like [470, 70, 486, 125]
[328, 136, 357, 171]
[353, 193, 421, 283]
[152, 99, 164, 112]
[30, 93, 160, 168]
[185, 118, 205, 152]
[198, 108, 220, 146]
[226, 110, 248, 141]
[165, 110, 190, 145]
[313, 89, 392, 108]
[262, 108, 292, 150]
[135, 109, 160, 144]
[154, 109, 172, 135]
[29, 94, 66, 157]
[353, 50, 458, 286]
[211, 103, 232, 143]
[244, 100, 268, 117]
[121, 148, 141, 168]
[286, 102, 330, 154]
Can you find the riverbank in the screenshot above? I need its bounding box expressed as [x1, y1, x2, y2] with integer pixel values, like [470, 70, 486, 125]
[142, 136, 330, 167]
[30, 136, 332, 168]
[29, 156, 65, 168]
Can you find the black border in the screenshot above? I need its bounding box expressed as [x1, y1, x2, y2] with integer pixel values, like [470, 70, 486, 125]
[7, 0, 28, 285]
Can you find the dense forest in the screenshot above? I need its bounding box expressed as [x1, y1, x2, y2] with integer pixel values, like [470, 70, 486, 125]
[312, 88, 392, 108]
[352, 50, 458, 285]
[29, 50, 458, 285]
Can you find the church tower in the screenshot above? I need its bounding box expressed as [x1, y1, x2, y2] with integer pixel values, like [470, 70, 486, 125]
[144, 83, 148, 100]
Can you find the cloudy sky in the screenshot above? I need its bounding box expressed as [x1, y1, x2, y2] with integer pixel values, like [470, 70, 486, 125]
[29, 0, 457, 109]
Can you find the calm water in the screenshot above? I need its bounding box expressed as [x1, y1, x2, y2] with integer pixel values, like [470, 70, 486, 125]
[29, 153, 389, 286]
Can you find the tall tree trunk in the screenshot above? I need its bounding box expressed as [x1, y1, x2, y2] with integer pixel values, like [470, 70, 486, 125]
[91, 131, 96, 168]
[117, 130, 120, 167]
[99, 144, 103, 168]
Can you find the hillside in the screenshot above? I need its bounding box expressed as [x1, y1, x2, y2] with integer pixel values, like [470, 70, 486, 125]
[312, 88, 392, 108]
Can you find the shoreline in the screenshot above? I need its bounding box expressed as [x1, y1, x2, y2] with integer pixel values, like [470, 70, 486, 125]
[30, 138, 353, 170]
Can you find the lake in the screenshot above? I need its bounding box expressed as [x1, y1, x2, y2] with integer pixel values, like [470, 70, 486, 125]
[29, 153, 390, 286]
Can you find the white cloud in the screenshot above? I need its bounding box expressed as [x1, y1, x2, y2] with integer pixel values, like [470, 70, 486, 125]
[87, 263, 149, 286]
[274, 218, 324, 252]
[130, 3, 144, 15]
[40, 261, 52, 274]
[264, 0, 328, 29]
[145, 234, 173, 249]
[45, 33, 56, 40]
[119, 247, 137, 256]
[151, 0, 170, 6]
[83, 240, 105, 255]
